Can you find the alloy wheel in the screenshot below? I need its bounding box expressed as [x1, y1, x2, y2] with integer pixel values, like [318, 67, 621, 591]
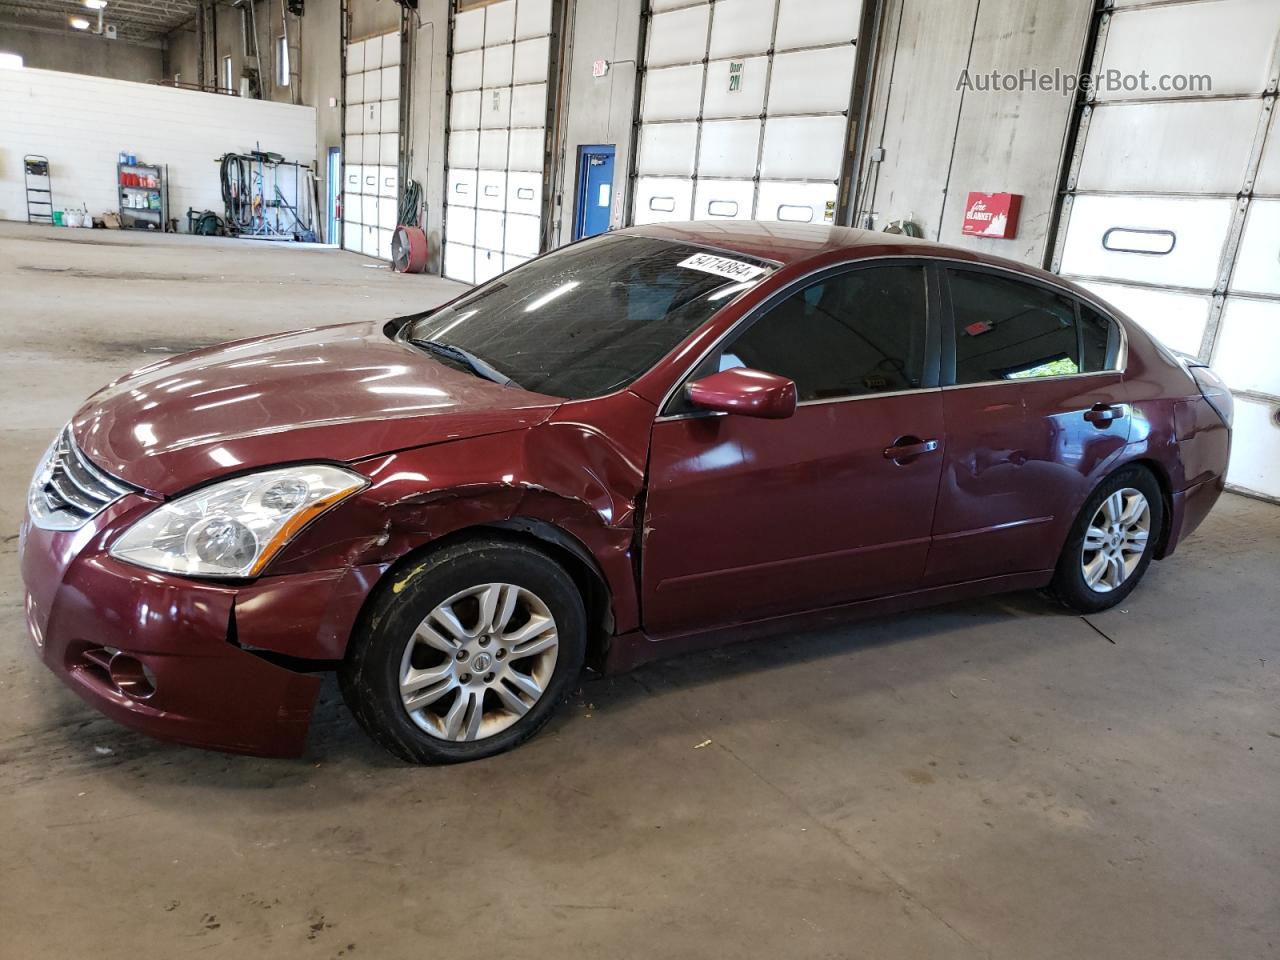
[1080, 487, 1151, 593]
[398, 582, 560, 741]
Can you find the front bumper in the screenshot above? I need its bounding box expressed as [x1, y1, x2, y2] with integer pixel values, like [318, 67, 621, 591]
[19, 496, 379, 757]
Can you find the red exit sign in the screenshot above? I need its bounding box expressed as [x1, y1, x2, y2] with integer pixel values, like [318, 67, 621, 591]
[962, 192, 1022, 239]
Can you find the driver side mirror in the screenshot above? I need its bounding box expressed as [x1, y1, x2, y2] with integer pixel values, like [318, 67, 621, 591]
[685, 368, 797, 420]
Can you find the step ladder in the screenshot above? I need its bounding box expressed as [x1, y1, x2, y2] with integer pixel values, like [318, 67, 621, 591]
[24, 155, 53, 224]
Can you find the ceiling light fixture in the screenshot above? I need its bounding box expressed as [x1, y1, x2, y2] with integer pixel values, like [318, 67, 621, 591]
[0, 52, 24, 69]
[84, 0, 108, 8]
[69, 15, 91, 29]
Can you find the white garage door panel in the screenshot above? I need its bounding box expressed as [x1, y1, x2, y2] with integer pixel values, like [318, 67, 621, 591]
[756, 181, 836, 223]
[1212, 298, 1280, 396]
[510, 83, 547, 127]
[515, 0, 551, 39]
[1230, 200, 1280, 297]
[504, 212, 541, 256]
[513, 37, 550, 83]
[648, 5, 711, 67]
[364, 68, 382, 102]
[449, 130, 479, 166]
[483, 43, 514, 86]
[345, 165, 362, 193]
[703, 56, 768, 118]
[1098, 0, 1280, 102]
[477, 170, 506, 211]
[634, 177, 694, 224]
[708, 0, 776, 59]
[377, 165, 397, 199]
[346, 71, 364, 105]
[345, 103, 363, 133]
[451, 90, 482, 130]
[1079, 281, 1211, 357]
[381, 65, 399, 99]
[767, 47, 856, 115]
[454, 10, 484, 51]
[381, 32, 400, 67]
[452, 50, 484, 91]
[481, 87, 512, 128]
[479, 129, 510, 167]
[347, 39, 366, 73]
[506, 172, 542, 216]
[445, 242, 476, 284]
[447, 168, 478, 205]
[642, 65, 704, 121]
[1059, 195, 1234, 289]
[1256, 110, 1280, 195]
[361, 195, 378, 225]
[694, 179, 756, 220]
[361, 36, 380, 70]
[475, 249, 505, 284]
[759, 115, 847, 180]
[361, 100, 381, 134]
[505, 254, 531, 272]
[638, 122, 699, 177]
[485, 1, 515, 44]
[476, 209, 505, 251]
[1076, 99, 1260, 195]
[774, 0, 860, 50]
[379, 133, 398, 164]
[382, 99, 399, 133]
[697, 120, 762, 179]
[1226, 398, 1280, 499]
[446, 204, 476, 245]
[507, 128, 545, 170]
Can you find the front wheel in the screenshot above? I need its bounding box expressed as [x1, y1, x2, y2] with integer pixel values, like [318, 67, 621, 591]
[340, 537, 587, 764]
[1048, 466, 1164, 614]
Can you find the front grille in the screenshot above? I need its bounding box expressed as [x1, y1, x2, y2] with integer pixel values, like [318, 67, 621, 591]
[28, 427, 135, 531]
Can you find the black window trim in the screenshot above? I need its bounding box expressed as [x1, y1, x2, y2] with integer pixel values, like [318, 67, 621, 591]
[937, 261, 1128, 390]
[656, 256, 944, 420]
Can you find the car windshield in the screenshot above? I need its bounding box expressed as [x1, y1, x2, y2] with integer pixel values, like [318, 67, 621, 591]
[403, 235, 772, 399]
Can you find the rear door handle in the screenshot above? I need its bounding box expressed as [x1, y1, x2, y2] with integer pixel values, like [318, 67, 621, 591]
[884, 436, 939, 463]
[1084, 402, 1122, 426]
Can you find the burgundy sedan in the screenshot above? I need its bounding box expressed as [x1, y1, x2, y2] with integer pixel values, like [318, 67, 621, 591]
[20, 223, 1233, 763]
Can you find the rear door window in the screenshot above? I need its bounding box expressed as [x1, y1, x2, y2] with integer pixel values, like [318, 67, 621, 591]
[948, 269, 1082, 383]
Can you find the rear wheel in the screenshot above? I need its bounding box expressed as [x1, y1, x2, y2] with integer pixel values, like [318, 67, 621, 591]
[1048, 466, 1164, 613]
[341, 537, 587, 764]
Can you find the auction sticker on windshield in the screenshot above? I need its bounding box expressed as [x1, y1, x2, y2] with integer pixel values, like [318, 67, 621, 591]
[678, 252, 767, 282]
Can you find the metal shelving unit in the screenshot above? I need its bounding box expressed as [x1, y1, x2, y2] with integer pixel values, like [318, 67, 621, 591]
[117, 160, 168, 230]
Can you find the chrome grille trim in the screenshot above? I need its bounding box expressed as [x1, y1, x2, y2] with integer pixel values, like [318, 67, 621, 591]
[28, 426, 136, 531]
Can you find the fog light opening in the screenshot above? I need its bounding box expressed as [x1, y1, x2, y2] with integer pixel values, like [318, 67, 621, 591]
[108, 653, 156, 700]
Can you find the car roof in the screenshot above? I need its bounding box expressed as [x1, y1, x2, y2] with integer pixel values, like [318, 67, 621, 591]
[621, 220, 1079, 295]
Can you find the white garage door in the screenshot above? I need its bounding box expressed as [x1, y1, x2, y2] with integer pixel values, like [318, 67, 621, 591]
[632, 0, 861, 227]
[443, 0, 554, 285]
[1053, 0, 1280, 501]
[343, 31, 401, 261]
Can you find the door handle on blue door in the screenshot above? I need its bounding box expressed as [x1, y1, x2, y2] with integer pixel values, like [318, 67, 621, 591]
[884, 436, 939, 464]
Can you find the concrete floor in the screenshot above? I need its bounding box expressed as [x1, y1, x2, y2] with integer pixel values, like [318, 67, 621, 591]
[1, 221, 1277, 959]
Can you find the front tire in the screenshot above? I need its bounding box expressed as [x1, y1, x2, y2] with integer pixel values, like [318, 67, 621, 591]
[1048, 465, 1164, 614]
[341, 537, 587, 764]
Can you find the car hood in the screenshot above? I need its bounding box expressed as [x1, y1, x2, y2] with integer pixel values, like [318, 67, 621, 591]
[73, 321, 561, 495]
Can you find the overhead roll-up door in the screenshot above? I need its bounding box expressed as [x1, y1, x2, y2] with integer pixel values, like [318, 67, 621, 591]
[343, 31, 401, 261]
[1052, 0, 1280, 500]
[444, 0, 556, 285]
[633, 0, 862, 227]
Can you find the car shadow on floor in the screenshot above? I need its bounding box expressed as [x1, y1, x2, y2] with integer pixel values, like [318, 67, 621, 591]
[28, 588, 1091, 793]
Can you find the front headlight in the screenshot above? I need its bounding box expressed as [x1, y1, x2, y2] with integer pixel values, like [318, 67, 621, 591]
[110, 464, 368, 578]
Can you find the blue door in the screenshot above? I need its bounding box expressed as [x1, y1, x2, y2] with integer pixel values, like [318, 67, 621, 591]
[574, 145, 615, 240]
[327, 147, 341, 245]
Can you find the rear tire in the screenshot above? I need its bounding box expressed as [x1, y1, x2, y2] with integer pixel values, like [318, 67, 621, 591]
[340, 537, 587, 764]
[1048, 465, 1164, 614]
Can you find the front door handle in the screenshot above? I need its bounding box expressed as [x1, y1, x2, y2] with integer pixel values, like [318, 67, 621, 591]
[884, 436, 939, 464]
[1084, 402, 1122, 427]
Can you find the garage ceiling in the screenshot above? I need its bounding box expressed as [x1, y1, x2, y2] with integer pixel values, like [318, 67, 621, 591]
[0, 0, 198, 42]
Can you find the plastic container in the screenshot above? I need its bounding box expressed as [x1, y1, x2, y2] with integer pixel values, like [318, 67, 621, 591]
[52, 210, 64, 226]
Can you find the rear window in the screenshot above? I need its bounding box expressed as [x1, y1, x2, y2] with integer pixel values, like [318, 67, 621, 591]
[405, 235, 772, 399]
